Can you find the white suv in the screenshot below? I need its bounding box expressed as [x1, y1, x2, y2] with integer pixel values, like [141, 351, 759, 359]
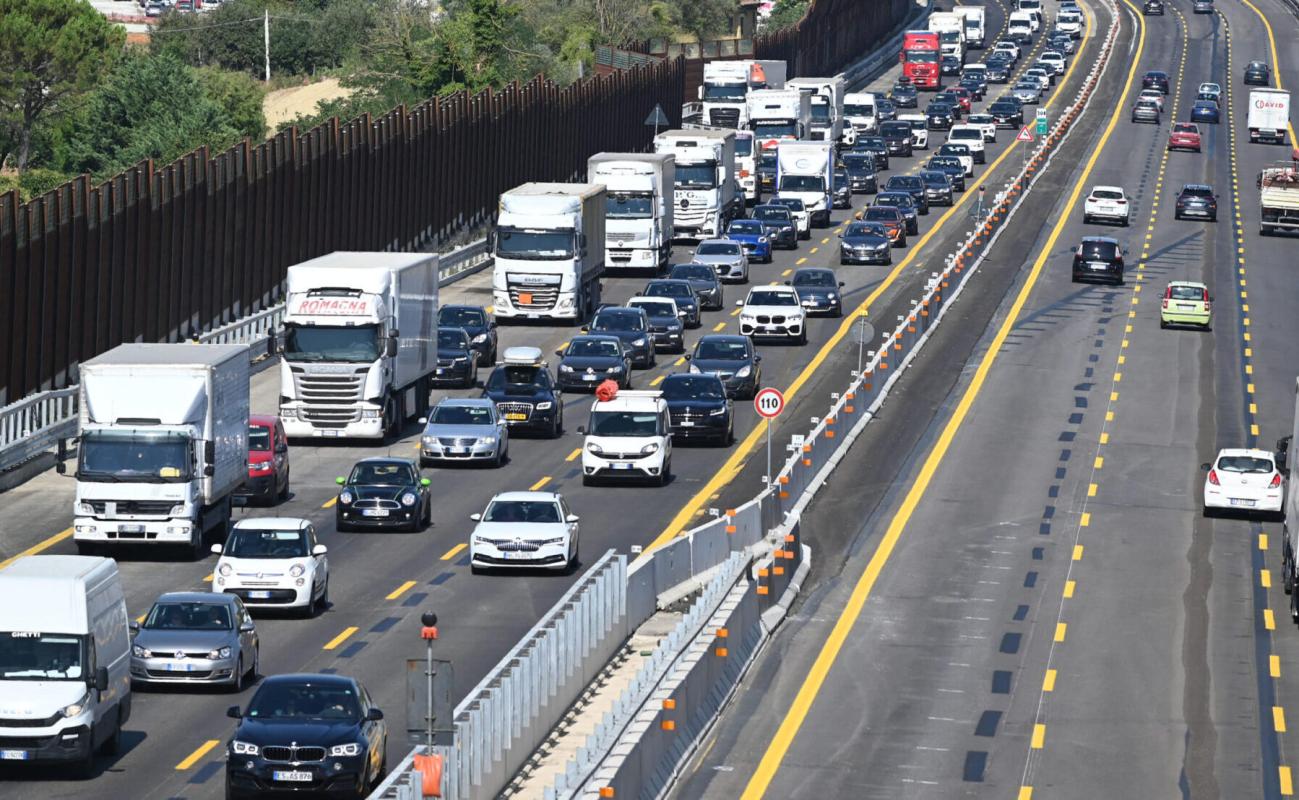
[947, 125, 987, 164]
[580, 389, 672, 485]
[1083, 185, 1131, 226]
[737, 285, 807, 344]
[212, 518, 328, 617]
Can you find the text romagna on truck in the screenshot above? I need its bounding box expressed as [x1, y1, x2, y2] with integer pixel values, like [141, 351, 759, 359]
[588, 152, 675, 272]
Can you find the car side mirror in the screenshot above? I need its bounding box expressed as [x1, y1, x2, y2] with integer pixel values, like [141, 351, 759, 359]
[555, 350, 564, 358]
[734, 300, 744, 307]
[576, 426, 586, 435]
[312, 544, 328, 556]
[94, 666, 109, 693]
[335, 476, 346, 485]
[1200, 462, 1211, 471]
[754, 355, 762, 363]
[211, 543, 224, 556]
[129, 620, 140, 632]
[227, 705, 242, 719]
[683, 354, 691, 361]
[420, 477, 431, 487]
[367, 707, 385, 721]
[566, 514, 580, 523]
[418, 417, 428, 425]
[240, 622, 255, 633]
[839, 281, 846, 287]
[470, 513, 482, 522]
[580, 326, 589, 333]
[784, 280, 791, 285]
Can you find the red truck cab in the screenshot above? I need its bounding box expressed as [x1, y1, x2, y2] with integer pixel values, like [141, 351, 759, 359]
[238, 415, 290, 504]
[902, 31, 942, 90]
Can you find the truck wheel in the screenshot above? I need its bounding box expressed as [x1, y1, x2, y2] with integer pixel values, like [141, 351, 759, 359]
[99, 708, 123, 756]
[190, 528, 206, 562]
[1285, 541, 1295, 595]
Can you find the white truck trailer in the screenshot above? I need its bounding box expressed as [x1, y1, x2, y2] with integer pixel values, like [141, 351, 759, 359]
[699, 59, 788, 128]
[787, 76, 846, 144]
[1258, 162, 1299, 235]
[493, 183, 606, 323]
[956, 6, 986, 48]
[278, 252, 438, 440]
[1248, 88, 1291, 144]
[654, 129, 741, 241]
[747, 88, 812, 149]
[930, 12, 967, 60]
[588, 153, 675, 272]
[844, 92, 879, 136]
[734, 130, 763, 204]
[776, 141, 835, 227]
[69, 343, 249, 558]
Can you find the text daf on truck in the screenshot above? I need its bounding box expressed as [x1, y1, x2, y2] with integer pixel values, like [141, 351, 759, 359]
[278, 252, 439, 440]
[493, 183, 607, 322]
[699, 59, 787, 128]
[654, 129, 741, 241]
[588, 153, 675, 272]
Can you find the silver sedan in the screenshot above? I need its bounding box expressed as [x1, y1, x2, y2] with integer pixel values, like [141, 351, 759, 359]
[129, 592, 258, 691]
[691, 239, 750, 284]
[419, 398, 509, 467]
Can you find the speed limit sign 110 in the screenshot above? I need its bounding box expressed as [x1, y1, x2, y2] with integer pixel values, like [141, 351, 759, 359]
[754, 387, 785, 419]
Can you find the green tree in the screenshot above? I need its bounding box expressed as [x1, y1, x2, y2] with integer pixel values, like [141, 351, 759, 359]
[0, 0, 124, 172]
[196, 67, 267, 141]
[667, 0, 738, 42]
[762, 0, 809, 33]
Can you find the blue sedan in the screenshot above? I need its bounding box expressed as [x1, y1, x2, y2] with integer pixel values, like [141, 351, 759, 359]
[1190, 101, 1220, 124]
[726, 219, 774, 263]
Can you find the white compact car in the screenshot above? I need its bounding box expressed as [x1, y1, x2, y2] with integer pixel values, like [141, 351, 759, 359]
[898, 114, 930, 149]
[580, 389, 672, 485]
[212, 518, 329, 617]
[965, 113, 999, 142]
[1083, 185, 1131, 225]
[737, 285, 807, 344]
[1039, 52, 1067, 75]
[1203, 448, 1284, 516]
[947, 125, 987, 163]
[469, 491, 580, 572]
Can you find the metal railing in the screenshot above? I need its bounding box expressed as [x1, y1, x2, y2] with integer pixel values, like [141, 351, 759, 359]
[0, 239, 494, 476]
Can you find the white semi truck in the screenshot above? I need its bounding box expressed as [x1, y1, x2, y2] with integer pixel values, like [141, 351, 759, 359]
[747, 88, 812, 148]
[1258, 162, 1299, 235]
[699, 59, 788, 128]
[68, 343, 249, 558]
[930, 12, 967, 60]
[654, 129, 741, 241]
[844, 92, 879, 136]
[278, 252, 439, 440]
[776, 141, 835, 227]
[787, 76, 846, 144]
[1280, 378, 1299, 618]
[493, 183, 606, 323]
[956, 6, 986, 48]
[735, 130, 763, 204]
[588, 153, 675, 272]
[1248, 88, 1291, 144]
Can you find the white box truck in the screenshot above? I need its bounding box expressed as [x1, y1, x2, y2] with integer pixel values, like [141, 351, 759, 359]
[278, 252, 438, 440]
[777, 141, 835, 227]
[588, 153, 675, 272]
[653, 130, 741, 241]
[1248, 88, 1291, 144]
[930, 12, 967, 59]
[747, 88, 813, 148]
[788, 76, 846, 144]
[844, 92, 879, 136]
[0, 556, 131, 775]
[493, 183, 606, 322]
[699, 59, 788, 128]
[956, 6, 986, 48]
[69, 343, 249, 558]
[1258, 162, 1299, 235]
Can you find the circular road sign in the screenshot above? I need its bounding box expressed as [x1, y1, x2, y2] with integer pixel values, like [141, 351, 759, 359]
[754, 387, 786, 420]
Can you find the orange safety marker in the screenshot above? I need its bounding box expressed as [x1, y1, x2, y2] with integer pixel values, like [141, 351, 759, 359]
[662, 719, 676, 731]
[413, 753, 444, 797]
[716, 646, 729, 657]
[663, 698, 677, 710]
[599, 788, 616, 798]
[773, 566, 785, 576]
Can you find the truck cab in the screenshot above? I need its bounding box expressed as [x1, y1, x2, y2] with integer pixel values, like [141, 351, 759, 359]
[747, 89, 812, 148]
[481, 347, 564, 438]
[844, 92, 879, 136]
[654, 130, 742, 241]
[776, 141, 835, 227]
[788, 77, 846, 145]
[589, 153, 675, 272]
[699, 60, 787, 128]
[579, 388, 672, 486]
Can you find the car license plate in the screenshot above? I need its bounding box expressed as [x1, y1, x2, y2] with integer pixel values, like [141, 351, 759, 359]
[1090, 262, 1109, 270]
[273, 770, 313, 782]
[169, 662, 199, 672]
[613, 463, 633, 470]
[363, 509, 389, 517]
[680, 421, 695, 427]
[1230, 498, 1256, 507]
[323, 429, 340, 437]
[1, 750, 31, 761]
[450, 447, 468, 454]
[505, 413, 527, 421]
[504, 551, 529, 560]
[582, 374, 597, 381]
[248, 590, 272, 599]
[120, 524, 144, 534]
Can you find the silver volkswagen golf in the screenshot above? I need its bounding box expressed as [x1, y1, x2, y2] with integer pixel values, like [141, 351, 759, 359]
[129, 592, 258, 691]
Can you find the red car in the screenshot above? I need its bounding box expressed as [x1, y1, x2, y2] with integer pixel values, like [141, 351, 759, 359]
[950, 87, 974, 112]
[1168, 122, 1202, 152]
[238, 415, 290, 504]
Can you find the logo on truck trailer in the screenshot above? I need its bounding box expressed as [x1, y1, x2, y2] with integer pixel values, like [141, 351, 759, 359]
[290, 297, 372, 316]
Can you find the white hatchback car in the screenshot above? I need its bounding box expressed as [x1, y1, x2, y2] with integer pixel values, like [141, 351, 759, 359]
[212, 518, 329, 617]
[1083, 185, 1131, 225]
[469, 491, 580, 572]
[1203, 448, 1284, 516]
[947, 125, 987, 163]
[737, 285, 807, 344]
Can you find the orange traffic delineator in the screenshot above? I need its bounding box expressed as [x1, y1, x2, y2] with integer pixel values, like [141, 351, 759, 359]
[758, 568, 769, 577]
[785, 533, 796, 543]
[773, 566, 785, 576]
[757, 585, 769, 595]
[725, 525, 737, 534]
[663, 698, 676, 710]
[716, 646, 729, 657]
[779, 475, 790, 485]
[413, 753, 444, 797]
[662, 719, 676, 731]
[600, 788, 615, 798]
[825, 430, 836, 439]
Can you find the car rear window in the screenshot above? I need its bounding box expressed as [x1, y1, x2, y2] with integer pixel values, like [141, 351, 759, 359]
[1173, 123, 1198, 133]
[1080, 241, 1118, 260]
[1217, 456, 1273, 473]
[1168, 285, 1206, 301]
[1093, 190, 1123, 200]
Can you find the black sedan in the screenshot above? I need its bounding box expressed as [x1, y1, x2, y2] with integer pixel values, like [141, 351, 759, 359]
[941, 55, 963, 76]
[883, 175, 930, 215]
[661, 373, 734, 446]
[630, 296, 687, 352]
[1174, 183, 1218, 221]
[988, 99, 1024, 128]
[853, 136, 891, 170]
[586, 306, 655, 365]
[686, 335, 761, 399]
[751, 204, 799, 249]
[669, 262, 725, 310]
[438, 304, 497, 365]
[789, 268, 846, 317]
[433, 327, 477, 388]
[926, 156, 967, 191]
[1244, 61, 1271, 85]
[1144, 0, 1164, 13]
[839, 221, 893, 265]
[840, 153, 879, 194]
[335, 457, 431, 532]
[985, 62, 1012, 84]
[644, 279, 702, 328]
[556, 335, 632, 391]
[919, 169, 955, 206]
[926, 103, 955, 131]
[1142, 70, 1171, 93]
[832, 170, 853, 209]
[225, 673, 387, 800]
[890, 83, 919, 108]
[1190, 101, 1220, 124]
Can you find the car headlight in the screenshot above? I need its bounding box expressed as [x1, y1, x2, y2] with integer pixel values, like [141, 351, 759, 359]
[231, 740, 259, 756]
[586, 442, 604, 454]
[759, 236, 769, 243]
[710, 407, 728, 416]
[689, 364, 702, 374]
[289, 563, 306, 577]
[339, 490, 354, 505]
[632, 338, 647, 346]
[740, 314, 757, 323]
[330, 743, 361, 757]
[453, 356, 469, 364]
[422, 435, 436, 446]
[735, 366, 752, 378]
[539, 537, 568, 546]
[559, 364, 574, 372]
[218, 563, 232, 576]
[471, 333, 488, 343]
[640, 442, 660, 455]
[208, 646, 232, 660]
[828, 293, 837, 300]
[609, 364, 624, 372]
[401, 492, 417, 507]
[132, 645, 152, 659]
[535, 401, 553, 411]
[474, 436, 497, 447]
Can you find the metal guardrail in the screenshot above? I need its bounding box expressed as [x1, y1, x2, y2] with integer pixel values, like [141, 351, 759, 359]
[0, 239, 494, 476]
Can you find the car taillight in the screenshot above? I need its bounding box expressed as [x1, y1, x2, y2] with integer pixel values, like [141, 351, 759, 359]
[1271, 473, 1283, 488]
[1162, 299, 1169, 309]
[1208, 469, 1220, 486]
[1116, 199, 1127, 204]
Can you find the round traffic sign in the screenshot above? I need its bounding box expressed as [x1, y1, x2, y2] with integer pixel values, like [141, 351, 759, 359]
[754, 387, 785, 419]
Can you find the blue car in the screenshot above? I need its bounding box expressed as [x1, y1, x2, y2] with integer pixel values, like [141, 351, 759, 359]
[726, 219, 773, 263]
[1190, 101, 1220, 124]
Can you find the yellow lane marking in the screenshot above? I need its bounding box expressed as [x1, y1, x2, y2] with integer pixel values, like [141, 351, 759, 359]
[323, 497, 338, 509]
[1276, 707, 1288, 734]
[386, 580, 417, 601]
[810, 247, 818, 254]
[1064, 580, 1076, 599]
[1080, 512, 1091, 527]
[566, 448, 582, 462]
[0, 527, 73, 571]
[1281, 766, 1294, 796]
[713, 322, 728, 332]
[820, 237, 829, 244]
[440, 543, 467, 561]
[1274, 656, 1283, 678]
[323, 627, 359, 651]
[796, 257, 808, 265]
[1263, 570, 1273, 589]
[175, 739, 221, 770]
[1019, 788, 1034, 800]
[781, 269, 792, 277]
[1265, 609, 1276, 631]
[1054, 623, 1067, 643]
[1074, 545, 1085, 561]
[1043, 669, 1057, 692]
[529, 476, 551, 491]
[730, 308, 742, 317]
[1031, 723, 1046, 749]
[1261, 534, 1269, 550]
[651, 375, 666, 386]
[202, 574, 213, 583]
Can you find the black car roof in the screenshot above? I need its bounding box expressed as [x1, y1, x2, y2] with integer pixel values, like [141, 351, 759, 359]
[259, 673, 358, 689]
[793, 267, 835, 278]
[596, 306, 646, 317]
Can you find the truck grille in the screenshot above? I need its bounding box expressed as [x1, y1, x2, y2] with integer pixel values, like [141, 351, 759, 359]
[86, 500, 175, 516]
[509, 286, 559, 310]
[709, 108, 741, 127]
[607, 231, 638, 244]
[676, 206, 712, 225]
[263, 745, 326, 763]
[0, 712, 63, 728]
[291, 367, 367, 426]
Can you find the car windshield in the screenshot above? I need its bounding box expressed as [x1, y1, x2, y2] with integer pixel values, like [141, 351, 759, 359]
[0, 633, 87, 681]
[567, 338, 623, 357]
[484, 500, 562, 523]
[672, 264, 716, 281]
[695, 338, 750, 359]
[348, 462, 415, 485]
[1080, 241, 1118, 260]
[887, 177, 922, 190]
[438, 307, 486, 328]
[730, 221, 763, 234]
[1168, 285, 1206, 301]
[1093, 190, 1124, 200]
[991, 102, 1016, 112]
[921, 172, 947, 186]
[1217, 456, 1274, 473]
[632, 300, 678, 318]
[931, 157, 960, 169]
[846, 222, 886, 237]
[647, 283, 692, 299]
[225, 529, 309, 559]
[863, 208, 899, 221]
[247, 681, 361, 721]
[881, 123, 911, 137]
[841, 154, 874, 169]
[747, 290, 797, 306]
[249, 424, 271, 452]
[773, 198, 805, 211]
[779, 175, 826, 192]
[661, 376, 726, 400]
[589, 410, 661, 437]
[592, 311, 644, 331]
[860, 137, 885, 149]
[794, 271, 836, 287]
[430, 404, 494, 425]
[753, 207, 790, 221]
[144, 602, 233, 631]
[697, 242, 741, 256]
[875, 194, 912, 209]
[438, 329, 469, 349]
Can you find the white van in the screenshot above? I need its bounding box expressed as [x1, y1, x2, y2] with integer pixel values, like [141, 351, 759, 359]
[0, 556, 131, 775]
[1008, 12, 1035, 41]
[580, 389, 673, 486]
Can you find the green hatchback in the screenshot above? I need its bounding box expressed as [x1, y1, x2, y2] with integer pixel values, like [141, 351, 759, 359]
[1160, 280, 1212, 329]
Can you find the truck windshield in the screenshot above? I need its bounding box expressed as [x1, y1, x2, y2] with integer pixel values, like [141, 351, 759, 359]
[906, 51, 940, 64]
[779, 175, 826, 192]
[810, 104, 831, 122]
[282, 323, 380, 363]
[940, 31, 960, 42]
[79, 430, 191, 482]
[703, 84, 747, 101]
[844, 104, 874, 117]
[589, 411, 661, 437]
[675, 165, 717, 189]
[606, 193, 654, 219]
[734, 138, 753, 157]
[496, 228, 574, 260]
[753, 121, 797, 139]
[0, 633, 87, 681]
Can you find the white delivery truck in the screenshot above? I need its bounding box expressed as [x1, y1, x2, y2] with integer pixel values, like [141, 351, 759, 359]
[777, 141, 835, 227]
[788, 76, 847, 144]
[734, 130, 763, 204]
[930, 12, 967, 60]
[956, 6, 986, 48]
[68, 343, 248, 558]
[1281, 378, 1299, 616]
[0, 556, 131, 775]
[844, 92, 879, 136]
[493, 183, 606, 323]
[579, 388, 672, 486]
[588, 153, 675, 272]
[654, 129, 741, 241]
[1248, 88, 1291, 144]
[699, 59, 788, 128]
[278, 252, 438, 440]
[747, 88, 812, 148]
[1258, 162, 1299, 235]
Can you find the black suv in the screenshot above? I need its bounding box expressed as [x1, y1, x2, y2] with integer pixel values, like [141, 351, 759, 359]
[1143, 0, 1164, 14]
[840, 153, 879, 193]
[555, 335, 631, 391]
[854, 136, 891, 170]
[1072, 236, 1126, 285]
[437, 304, 497, 365]
[226, 673, 387, 800]
[926, 156, 967, 191]
[433, 327, 477, 388]
[585, 305, 656, 365]
[661, 373, 734, 445]
[1142, 70, 1171, 93]
[1174, 184, 1218, 221]
[482, 350, 564, 437]
[1244, 61, 1271, 85]
[988, 99, 1025, 128]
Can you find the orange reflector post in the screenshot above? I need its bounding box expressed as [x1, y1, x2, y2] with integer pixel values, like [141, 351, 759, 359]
[779, 475, 790, 485]
[758, 568, 770, 577]
[663, 698, 676, 710]
[784, 534, 795, 543]
[600, 788, 616, 798]
[413, 753, 444, 797]
[716, 647, 729, 657]
[845, 405, 855, 413]
[825, 430, 836, 439]
[757, 585, 769, 595]
[662, 719, 676, 731]
[774, 566, 785, 576]
[718, 628, 729, 638]
[779, 490, 789, 498]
